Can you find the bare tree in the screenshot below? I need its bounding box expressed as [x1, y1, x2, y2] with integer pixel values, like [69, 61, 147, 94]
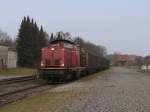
[74, 37, 85, 46]
[0, 29, 14, 46]
[74, 37, 107, 57]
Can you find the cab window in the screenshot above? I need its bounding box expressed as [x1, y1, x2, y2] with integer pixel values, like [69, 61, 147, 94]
[64, 42, 73, 48]
[51, 43, 59, 47]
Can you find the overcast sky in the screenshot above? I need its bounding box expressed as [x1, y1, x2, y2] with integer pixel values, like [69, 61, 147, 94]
[0, 0, 150, 56]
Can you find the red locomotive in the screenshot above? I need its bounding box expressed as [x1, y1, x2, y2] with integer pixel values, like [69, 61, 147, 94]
[38, 39, 109, 82]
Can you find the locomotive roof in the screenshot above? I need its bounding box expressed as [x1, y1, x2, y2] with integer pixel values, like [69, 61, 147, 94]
[50, 39, 75, 44]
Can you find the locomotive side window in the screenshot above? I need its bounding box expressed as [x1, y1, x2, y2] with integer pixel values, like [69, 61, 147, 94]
[64, 42, 73, 48]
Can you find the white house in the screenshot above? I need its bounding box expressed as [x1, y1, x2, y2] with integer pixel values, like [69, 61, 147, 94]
[141, 55, 150, 71]
[141, 65, 147, 70]
[0, 45, 17, 69]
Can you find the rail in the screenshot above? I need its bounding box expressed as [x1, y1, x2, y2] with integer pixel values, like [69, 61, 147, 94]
[0, 76, 35, 85]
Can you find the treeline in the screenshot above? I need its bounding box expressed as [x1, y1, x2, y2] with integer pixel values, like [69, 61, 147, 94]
[74, 37, 106, 57]
[49, 31, 73, 42]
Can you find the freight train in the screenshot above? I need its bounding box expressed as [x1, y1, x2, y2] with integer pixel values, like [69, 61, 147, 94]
[38, 39, 109, 82]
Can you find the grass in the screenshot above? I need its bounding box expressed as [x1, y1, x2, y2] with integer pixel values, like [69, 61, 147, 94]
[0, 68, 36, 76]
[78, 68, 111, 82]
[138, 70, 150, 75]
[0, 87, 85, 112]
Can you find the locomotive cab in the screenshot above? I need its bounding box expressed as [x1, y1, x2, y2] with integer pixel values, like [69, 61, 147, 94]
[40, 40, 79, 68]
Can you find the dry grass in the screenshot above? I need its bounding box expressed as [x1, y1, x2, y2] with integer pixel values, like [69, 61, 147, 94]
[81, 68, 112, 83]
[0, 88, 84, 112]
[0, 68, 36, 76]
[138, 70, 150, 75]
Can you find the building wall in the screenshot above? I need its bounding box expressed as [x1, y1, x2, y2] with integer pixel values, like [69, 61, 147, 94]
[116, 54, 138, 66]
[0, 46, 8, 69]
[0, 45, 17, 69]
[8, 51, 17, 68]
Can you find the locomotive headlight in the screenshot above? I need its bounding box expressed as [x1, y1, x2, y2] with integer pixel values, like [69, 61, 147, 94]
[41, 62, 44, 67]
[51, 48, 55, 50]
[61, 63, 64, 67]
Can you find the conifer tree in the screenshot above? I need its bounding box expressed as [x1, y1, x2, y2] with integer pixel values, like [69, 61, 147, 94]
[17, 16, 33, 67]
[57, 32, 62, 40]
[37, 26, 47, 61]
[49, 33, 54, 43]
[17, 16, 47, 67]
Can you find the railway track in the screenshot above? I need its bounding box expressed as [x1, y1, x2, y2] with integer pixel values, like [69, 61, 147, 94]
[0, 76, 69, 106]
[0, 75, 53, 106]
[0, 76, 35, 85]
[0, 79, 56, 106]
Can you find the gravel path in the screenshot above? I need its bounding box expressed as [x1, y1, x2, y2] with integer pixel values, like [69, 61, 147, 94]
[50, 67, 150, 112]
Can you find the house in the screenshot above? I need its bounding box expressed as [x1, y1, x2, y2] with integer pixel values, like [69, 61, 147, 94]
[116, 54, 140, 66]
[141, 55, 150, 70]
[142, 55, 150, 65]
[0, 45, 17, 69]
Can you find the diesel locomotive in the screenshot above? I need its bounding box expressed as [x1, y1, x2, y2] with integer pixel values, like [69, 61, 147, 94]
[38, 39, 109, 82]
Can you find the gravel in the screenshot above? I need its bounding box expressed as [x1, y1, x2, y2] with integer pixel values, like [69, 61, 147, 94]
[49, 67, 150, 112]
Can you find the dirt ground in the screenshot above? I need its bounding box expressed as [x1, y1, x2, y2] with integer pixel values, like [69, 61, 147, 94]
[1, 67, 150, 112]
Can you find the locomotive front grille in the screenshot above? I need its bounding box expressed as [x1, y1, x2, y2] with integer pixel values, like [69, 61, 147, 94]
[54, 59, 60, 66]
[45, 59, 61, 67]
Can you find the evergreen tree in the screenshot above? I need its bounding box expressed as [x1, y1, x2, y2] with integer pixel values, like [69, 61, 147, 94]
[57, 32, 62, 40]
[17, 16, 33, 67]
[39, 26, 47, 48]
[49, 33, 54, 43]
[17, 16, 47, 67]
[37, 26, 47, 61]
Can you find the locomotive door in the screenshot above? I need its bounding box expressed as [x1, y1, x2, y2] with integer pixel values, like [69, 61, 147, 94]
[51, 50, 61, 67]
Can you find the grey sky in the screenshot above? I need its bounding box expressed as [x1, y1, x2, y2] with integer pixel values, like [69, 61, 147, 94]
[0, 0, 150, 56]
